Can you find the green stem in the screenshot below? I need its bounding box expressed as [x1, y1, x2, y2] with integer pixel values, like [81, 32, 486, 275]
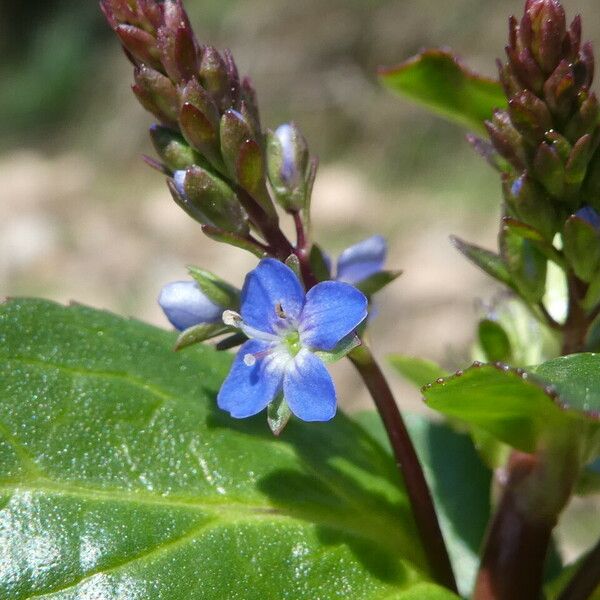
[349, 345, 458, 593]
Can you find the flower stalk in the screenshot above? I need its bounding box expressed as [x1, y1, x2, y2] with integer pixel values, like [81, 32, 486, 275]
[349, 345, 458, 593]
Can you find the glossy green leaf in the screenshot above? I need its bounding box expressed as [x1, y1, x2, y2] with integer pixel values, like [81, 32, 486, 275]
[424, 355, 600, 459]
[388, 355, 447, 389]
[379, 49, 506, 133]
[0, 298, 451, 599]
[354, 412, 491, 598]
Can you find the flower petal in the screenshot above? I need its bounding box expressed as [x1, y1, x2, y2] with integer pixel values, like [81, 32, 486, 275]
[217, 340, 284, 418]
[284, 349, 336, 421]
[299, 281, 367, 351]
[240, 258, 305, 333]
[336, 235, 387, 284]
[158, 281, 222, 331]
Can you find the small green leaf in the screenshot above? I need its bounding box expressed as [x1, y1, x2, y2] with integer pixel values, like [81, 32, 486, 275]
[316, 335, 361, 364]
[563, 214, 600, 283]
[502, 217, 564, 267]
[424, 356, 600, 460]
[450, 236, 515, 290]
[267, 396, 292, 436]
[354, 412, 491, 598]
[187, 265, 240, 308]
[174, 322, 231, 351]
[0, 299, 442, 598]
[309, 244, 331, 282]
[478, 319, 512, 363]
[500, 227, 547, 304]
[356, 270, 403, 296]
[284, 254, 302, 280]
[379, 49, 506, 133]
[388, 355, 447, 389]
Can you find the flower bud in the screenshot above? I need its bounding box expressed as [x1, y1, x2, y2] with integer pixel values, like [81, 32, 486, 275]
[149, 125, 198, 171]
[133, 65, 180, 126]
[159, 280, 224, 331]
[150, 125, 200, 171]
[200, 47, 231, 111]
[525, 0, 566, 74]
[175, 166, 249, 235]
[267, 123, 310, 211]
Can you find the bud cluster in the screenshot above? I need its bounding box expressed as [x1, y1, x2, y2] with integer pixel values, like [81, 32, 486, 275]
[466, 0, 600, 326]
[101, 0, 316, 259]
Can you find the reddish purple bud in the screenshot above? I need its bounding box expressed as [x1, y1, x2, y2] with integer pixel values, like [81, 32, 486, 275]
[525, 0, 566, 73]
[508, 90, 553, 143]
[179, 102, 221, 167]
[200, 47, 231, 110]
[132, 65, 180, 126]
[565, 134, 596, 185]
[543, 60, 576, 119]
[486, 110, 526, 169]
[114, 24, 162, 70]
[506, 46, 545, 94]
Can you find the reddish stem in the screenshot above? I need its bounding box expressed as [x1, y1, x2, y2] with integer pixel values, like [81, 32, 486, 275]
[557, 538, 600, 600]
[349, 345, 458, 593]
[474, 453, 554, 600]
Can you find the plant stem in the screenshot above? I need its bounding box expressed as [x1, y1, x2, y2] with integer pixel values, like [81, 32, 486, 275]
[562, 273, 590, 355]
[474, 452, 555, 600]
[292, 211, 319, 289]
[349, 344, 458, 593]
[558, 538, 600, 600]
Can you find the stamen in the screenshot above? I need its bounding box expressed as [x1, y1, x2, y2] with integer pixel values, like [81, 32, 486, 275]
[243, 347, 275, 367]
[275, 302, 287, 319]
[223, 309, 242, 327]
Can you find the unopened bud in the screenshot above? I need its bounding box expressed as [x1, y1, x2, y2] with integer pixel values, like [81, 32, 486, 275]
[180, 166, 249, 235]
[525, 0, 566, 74]
[267, 123, 310, 211]
[150, 125, 198, 171]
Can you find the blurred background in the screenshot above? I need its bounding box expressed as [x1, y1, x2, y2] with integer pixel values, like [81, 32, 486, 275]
[2, 0, 600, 559]
[1, 0, 599, 405]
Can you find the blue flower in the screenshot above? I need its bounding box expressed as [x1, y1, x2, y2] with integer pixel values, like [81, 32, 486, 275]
[575, 206, 600, 231]
[332, 235, 387, 285]
[159, 281, 223, 331]
[217, 259, 368, 422]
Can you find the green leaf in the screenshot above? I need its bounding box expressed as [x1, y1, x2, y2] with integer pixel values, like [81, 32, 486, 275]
[0, 298, 447, 599]
[356, 270, 403, 297]
[173, 322, 231, 351]
[424, 356, 600, 459]
[379, 49, 506, 133]
[354, 412, 491, 598]
[477, 319, 512, 363]
[563, 214, 600, 283]
[187, 265, 240, 308]
[315, 335, 361, 364]
[450, 236, 515, 290]
[388, 355, 447, 389]
[500, 227, 547, 304]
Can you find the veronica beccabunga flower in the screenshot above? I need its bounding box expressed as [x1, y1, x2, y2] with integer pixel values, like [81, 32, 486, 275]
[218, 259, 368, 422]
